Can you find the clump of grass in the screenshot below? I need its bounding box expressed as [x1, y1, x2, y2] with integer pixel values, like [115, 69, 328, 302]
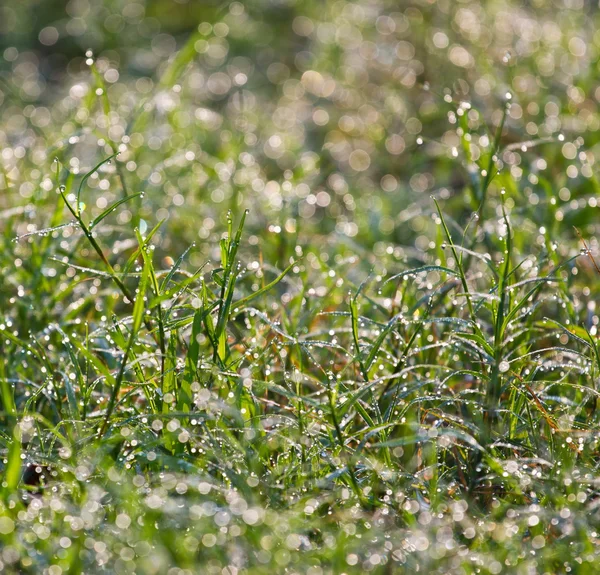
[2, 122, 599, 573]
[3, 1, 600, 573]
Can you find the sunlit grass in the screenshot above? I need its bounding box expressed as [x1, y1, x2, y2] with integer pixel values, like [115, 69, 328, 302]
[3, 1, 600, 573]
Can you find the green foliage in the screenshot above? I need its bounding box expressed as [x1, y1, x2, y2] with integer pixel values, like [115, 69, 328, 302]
[2, 1, 600, 574]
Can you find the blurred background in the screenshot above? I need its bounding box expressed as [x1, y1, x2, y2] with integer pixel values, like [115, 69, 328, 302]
[2, 0, 600, 268]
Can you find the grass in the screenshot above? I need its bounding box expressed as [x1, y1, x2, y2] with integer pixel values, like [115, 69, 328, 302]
[3, 0, 600, 573]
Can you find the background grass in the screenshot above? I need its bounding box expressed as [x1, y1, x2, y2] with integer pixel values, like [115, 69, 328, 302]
[2, 0, 600, 573]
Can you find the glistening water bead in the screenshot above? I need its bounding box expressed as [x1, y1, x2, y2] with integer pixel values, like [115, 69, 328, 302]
[498, 361, 510, 373]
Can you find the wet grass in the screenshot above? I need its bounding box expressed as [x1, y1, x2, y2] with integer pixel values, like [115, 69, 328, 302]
[3, 1, 600, 573]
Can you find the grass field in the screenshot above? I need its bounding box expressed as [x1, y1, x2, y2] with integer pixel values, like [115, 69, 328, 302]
[3, 0, 600, 573]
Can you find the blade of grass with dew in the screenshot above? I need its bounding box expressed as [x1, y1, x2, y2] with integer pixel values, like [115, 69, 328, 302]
[99, 241, 150, 438]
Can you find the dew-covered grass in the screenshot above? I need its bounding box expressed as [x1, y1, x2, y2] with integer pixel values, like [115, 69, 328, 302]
[3, 0, 600, 573]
